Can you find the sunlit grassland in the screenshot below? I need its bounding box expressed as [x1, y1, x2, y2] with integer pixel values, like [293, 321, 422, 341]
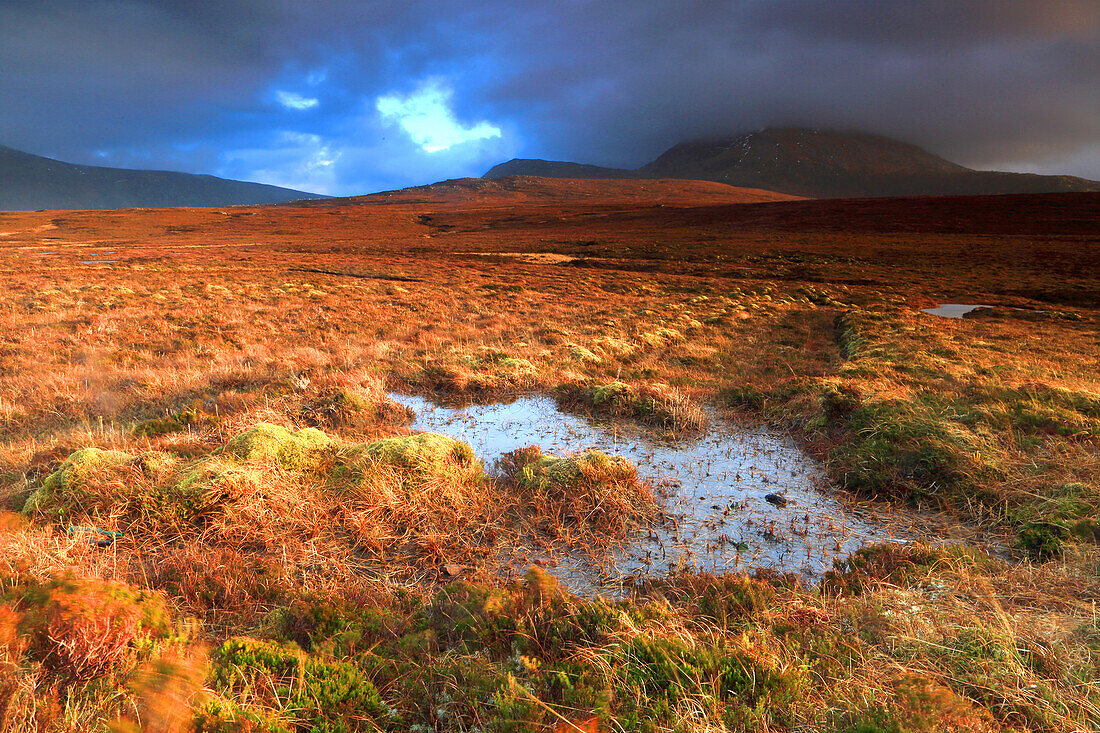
[0, 190, 1097, 731]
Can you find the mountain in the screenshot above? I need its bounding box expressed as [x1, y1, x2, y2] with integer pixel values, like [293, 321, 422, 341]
[485, 128, 1100, 199]
[483, 159, 633, 180]
[0, 145, 324, 210]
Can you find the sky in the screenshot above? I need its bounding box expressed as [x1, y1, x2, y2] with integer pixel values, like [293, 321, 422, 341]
[1, 0, 1097, 195]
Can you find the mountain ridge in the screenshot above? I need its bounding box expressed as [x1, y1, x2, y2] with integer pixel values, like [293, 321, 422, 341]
[0, 144, 325, 210]
[485, 128, 1100, 198]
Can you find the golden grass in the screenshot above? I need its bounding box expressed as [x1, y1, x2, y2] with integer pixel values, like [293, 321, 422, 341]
[0, 187, 1096, 730]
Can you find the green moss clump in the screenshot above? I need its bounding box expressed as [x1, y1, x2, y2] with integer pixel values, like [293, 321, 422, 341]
[221, 422, 332, 470]
[23, 448, 146, 516]
[31, 447, 132, 495]
[593, 336, 636, 358]
[170, 459, 264, 512]
[357, 432, 481, 480]
[22, 446, 249, 524]
[638, 328, 685, 349]
[591, 381, 635, 407]
[519, 450, 636, 495]
[569, 344, 602, 363]
[497, 356, 535, 371]
[133, 409, 197, 438]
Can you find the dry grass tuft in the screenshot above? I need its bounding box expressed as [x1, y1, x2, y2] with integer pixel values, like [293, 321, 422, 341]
[502, 445, 656, 545]
[562, 380, 707, 433]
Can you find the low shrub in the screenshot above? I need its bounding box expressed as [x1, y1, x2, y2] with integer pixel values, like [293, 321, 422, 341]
[202, 637, 386, 733]
[14, 574, 170, 685]
[1015, 521, 1069, 561]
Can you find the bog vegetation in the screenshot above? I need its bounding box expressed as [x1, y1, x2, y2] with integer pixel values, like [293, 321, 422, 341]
[0, 185, 1097, 731]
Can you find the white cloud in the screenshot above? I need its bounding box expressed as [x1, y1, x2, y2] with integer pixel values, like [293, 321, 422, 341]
[217, 84, 520, 196]
[222, 131, 339, 194]
[376, 79, 501, 153]
[276, 90, 319, 111]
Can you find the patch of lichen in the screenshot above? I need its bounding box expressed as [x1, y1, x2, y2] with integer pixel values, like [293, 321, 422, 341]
[361, 432, 475, 472]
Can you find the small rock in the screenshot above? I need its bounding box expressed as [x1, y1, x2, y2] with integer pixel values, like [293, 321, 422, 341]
[442, 564, 467, 577]
[765, 493, 791, 507]
[534, 557, 558, 568]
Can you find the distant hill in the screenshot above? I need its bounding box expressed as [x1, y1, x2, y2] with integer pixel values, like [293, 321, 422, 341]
[482, 159, 633, 180]
[0, 144, 324, 210]
[486, 128, 1100, 198]
[309, 175, 802, 209]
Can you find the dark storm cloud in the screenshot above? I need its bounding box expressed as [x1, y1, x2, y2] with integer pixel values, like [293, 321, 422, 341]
[1, 0, 1096, 193]
[482, 0, 1100, 169]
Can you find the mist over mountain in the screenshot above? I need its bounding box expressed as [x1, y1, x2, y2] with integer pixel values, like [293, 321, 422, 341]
[0, 145, 324, 211]
[485, 128, 1100, 198]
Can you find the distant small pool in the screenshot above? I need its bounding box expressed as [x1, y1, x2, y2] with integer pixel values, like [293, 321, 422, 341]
[391, 393, 909, 594]
[922, 303, 992, 318]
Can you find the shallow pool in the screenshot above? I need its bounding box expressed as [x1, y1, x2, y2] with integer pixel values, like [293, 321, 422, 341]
[392, 393, 909, 593]
[922, 303, 992, 318]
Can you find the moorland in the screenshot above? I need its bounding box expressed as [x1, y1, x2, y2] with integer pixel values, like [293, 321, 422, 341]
[0, 177, 1097, 732]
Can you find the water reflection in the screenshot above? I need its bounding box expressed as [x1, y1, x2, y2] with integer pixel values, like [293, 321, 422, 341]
[392, 393, 909, 594]
[922, 303, 991, 318]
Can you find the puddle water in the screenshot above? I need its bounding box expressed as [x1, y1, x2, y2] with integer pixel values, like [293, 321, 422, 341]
[392, 393, 910, 594]
[922, 303, 992, 318]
